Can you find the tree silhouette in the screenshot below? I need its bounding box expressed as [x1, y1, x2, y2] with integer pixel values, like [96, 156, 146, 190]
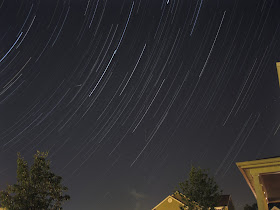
[0, 151, 70, 210]
[178, 166, 222, 210]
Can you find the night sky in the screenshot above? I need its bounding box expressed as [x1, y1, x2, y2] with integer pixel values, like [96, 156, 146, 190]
[1, 0, 280, 209]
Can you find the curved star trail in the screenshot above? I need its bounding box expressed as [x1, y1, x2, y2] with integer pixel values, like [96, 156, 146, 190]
[1, 0, 280, 209]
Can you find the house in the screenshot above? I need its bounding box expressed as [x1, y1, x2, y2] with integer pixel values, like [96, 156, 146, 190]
[276, 62, 280, 87]
[152, 191, 234, 210]
[215, 195, 235, 210]
[269, 202, 280, 210]
[236, 156, 280, 210]
[151, 192, 189, 210]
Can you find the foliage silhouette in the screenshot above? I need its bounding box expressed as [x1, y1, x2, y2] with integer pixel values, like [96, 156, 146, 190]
[0, 151, 70, 210]
[177, 166, 222, 210]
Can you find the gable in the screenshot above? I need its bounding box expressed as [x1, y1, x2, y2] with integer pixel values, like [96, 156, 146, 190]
[152, 196, 185, 210]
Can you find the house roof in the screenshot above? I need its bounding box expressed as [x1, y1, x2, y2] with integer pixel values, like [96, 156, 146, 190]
[152, 191, 231, 209]
[236, 156, 280, 203]
[171, 191, 190, 205]
[151, 195, 185, 209]
[216, 195, 231, 207]
[172, 191, 231, 206]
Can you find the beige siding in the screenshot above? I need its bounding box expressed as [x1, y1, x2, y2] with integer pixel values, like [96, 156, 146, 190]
[153, 196, 184, 210]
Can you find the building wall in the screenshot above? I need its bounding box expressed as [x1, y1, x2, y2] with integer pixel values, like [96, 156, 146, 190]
[153, 197, 184, 210]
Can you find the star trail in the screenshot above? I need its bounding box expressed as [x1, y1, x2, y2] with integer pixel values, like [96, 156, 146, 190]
[1, 0, 280, 209]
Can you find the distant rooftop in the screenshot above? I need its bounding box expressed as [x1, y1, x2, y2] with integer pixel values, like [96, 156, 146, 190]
[217, 195, 231, 207]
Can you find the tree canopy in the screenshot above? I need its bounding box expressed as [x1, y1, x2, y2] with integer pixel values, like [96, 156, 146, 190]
[178, 166, 222, 210]
[0, 151, 70, 210]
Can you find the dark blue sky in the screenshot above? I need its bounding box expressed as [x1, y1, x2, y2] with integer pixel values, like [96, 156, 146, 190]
[1, 0, 280, 209]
